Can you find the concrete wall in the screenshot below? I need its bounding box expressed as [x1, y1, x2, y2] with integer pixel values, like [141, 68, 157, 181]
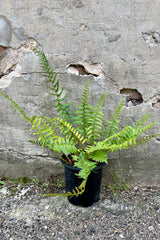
[0, 0, 160, 184]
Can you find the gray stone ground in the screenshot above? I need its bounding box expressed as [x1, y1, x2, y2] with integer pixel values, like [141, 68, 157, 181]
[0, 0, 160, 184]
[0, 181, 160, 239]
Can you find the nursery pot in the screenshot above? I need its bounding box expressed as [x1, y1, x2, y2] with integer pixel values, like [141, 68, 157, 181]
[61, 160, 105, 207]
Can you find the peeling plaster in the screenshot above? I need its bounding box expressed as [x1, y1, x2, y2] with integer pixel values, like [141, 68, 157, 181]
[0, 46, 6, 55]
[67, 61, 104, 78]
[0, 38, 39, 88]
[120, 88, 143, 107]
[149, 95, 160, 109]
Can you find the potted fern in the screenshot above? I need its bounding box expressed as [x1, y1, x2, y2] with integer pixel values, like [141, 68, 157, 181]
[0, 48, 159, 207]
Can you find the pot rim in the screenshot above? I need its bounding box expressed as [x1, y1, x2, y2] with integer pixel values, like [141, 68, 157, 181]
[61, 159, 106, 171]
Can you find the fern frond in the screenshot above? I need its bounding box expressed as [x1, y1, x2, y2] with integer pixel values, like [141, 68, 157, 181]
[73, 152, 97, 189]
[136, 133, 160, 146]
[87, 91, 107, 144]
[30, 116, 87, 150]
[107, 122, 158, 151]
[86, 119, 159, 155]
[102, 100, 124, 138]
[0, 92, 32, 123]
[133, 113, 151, 127]
[53, 137, 78, 155]
[89, 150, 108, 163]
[30, 137, 78, 156]
[57, 118, 87, 148]
[43, 185, 85, 198]
[73, 79, 93, 138]
[33, 47, 73, 123]
[31, 116, 58, 144]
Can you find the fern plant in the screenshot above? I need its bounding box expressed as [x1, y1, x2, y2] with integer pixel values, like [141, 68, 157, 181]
[0, 48, 159, 198]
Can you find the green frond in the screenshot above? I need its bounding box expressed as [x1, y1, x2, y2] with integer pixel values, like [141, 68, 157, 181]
[102, 100, 124, 138]
[53, 137, 78, 155]
[136, 133, 159, 146]
[73, 79, 94, 138]
[30, 116, 87, 150]
[31, 116, 58, 142]
[89, 150, 108, 163]
[29, 138, 56, 152]
[87, 91, 107, 144]
[43, 185, 85, 198]
[33, 47, 73, 123]
[57, 119, 87, 149]
[80, 79, 90, 104]
[86, 117, 160, 155]
[73, 153, 97, 189]
[133, 113, 151, 127]
[0, 92, 32, 123]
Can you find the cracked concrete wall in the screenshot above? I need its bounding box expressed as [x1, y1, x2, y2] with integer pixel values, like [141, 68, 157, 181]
[0, 0, 160, 184]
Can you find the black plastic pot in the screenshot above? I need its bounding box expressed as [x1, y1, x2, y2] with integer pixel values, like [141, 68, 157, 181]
[61, 160, 105, 207]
